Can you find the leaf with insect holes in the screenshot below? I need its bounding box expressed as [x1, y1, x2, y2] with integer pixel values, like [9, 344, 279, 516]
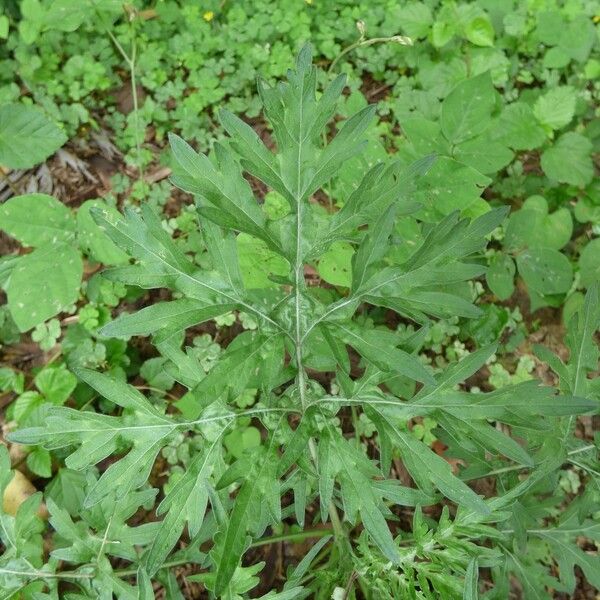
[7, 242, 82, 332]
[517, 247, 573, 296]
[579, 240, 600, 288]
[505, 195, 573, 252]
[441, 72, 496, 144]
[318, 241, 354, 287]
[0, 193, 75, 247]
[486, 254, 515, 300]
[0, 104, 66, 169]
[496, 102, 546, 150]
[541, 132, 594, 187]
[533, 86, 576, 130]
[77, 200, 129, 266]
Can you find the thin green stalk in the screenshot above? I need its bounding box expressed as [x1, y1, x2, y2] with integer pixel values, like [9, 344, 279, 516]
[90, 1, 145, 193]
[351, 405, 361, 446]
[250, 528, 333, 548]
[328, 34, 412, 74]
[464, 444, 596, 481]
[112, 559, 188, 579]
[112, 529, 333, 578]
[128, 38, 146, 193]
[568, 459, 600, 478]
[96, 514, 115, 563]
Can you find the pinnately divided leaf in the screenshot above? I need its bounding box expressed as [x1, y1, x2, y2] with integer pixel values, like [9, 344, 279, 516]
[6, 44, 600, 600]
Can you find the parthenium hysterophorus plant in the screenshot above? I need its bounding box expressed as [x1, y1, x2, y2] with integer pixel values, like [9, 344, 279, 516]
[5, 46, 599, 599]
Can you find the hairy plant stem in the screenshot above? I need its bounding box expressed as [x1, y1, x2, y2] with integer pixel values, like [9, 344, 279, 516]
[294, 183, 348, 551]
[0, 566, 93, 580]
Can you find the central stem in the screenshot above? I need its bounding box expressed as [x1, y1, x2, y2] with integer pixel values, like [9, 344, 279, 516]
[295, 209, 307, 412]
[293, 191, 347, 546]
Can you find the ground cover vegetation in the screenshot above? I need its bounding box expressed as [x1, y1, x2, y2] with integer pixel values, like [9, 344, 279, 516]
[0, 1, 599, 598]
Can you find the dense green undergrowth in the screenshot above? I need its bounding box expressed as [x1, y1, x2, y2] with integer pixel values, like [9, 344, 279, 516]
[0, 1, 599, 598]
[0, 0, 599, 336]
